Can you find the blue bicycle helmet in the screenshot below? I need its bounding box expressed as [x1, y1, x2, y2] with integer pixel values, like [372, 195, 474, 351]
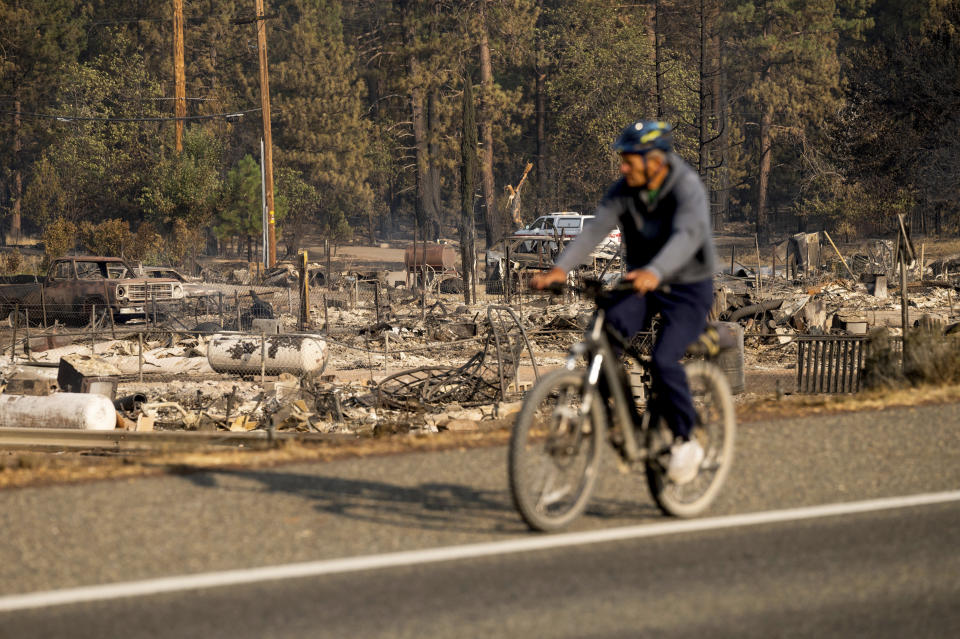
[613, 120, 673, 154]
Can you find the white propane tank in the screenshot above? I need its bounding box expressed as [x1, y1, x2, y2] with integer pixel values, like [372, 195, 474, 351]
[207, 334, 328, 377]
[0, 393, 117, 430]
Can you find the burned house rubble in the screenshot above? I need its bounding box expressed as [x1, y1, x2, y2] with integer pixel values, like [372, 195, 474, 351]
[0, 234, 958, 436]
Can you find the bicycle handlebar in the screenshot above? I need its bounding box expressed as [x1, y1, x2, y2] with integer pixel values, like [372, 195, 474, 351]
[541, 278, 668, 300]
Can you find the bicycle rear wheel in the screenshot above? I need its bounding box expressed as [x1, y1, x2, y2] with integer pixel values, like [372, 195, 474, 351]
[509, 369, 606, 532]
[645, 360, 736, 518]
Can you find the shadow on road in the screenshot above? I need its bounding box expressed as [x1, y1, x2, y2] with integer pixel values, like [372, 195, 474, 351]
[179, 468, 657, 535]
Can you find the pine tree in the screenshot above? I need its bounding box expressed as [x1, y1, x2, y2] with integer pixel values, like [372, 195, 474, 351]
[22, 38, 167, 226]
[0, 0, 87, 240]
[543, 0, 656, 208]
[216, 155, 263, 261]
[270, 0, 374, 244]
[725, 0, 871, 239]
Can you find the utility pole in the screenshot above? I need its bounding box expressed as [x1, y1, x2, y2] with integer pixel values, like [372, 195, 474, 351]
[173, 0, 186, 152]
[254, 0, 277, 267]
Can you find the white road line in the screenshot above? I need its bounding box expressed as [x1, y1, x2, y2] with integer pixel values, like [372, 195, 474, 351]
[2, 489, 959, 613]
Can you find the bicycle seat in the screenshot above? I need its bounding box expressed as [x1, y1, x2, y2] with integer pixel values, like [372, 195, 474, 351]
[687, 322, 739, 357]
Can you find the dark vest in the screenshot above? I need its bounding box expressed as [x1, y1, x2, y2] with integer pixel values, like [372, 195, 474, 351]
[617, 187, 706, 272]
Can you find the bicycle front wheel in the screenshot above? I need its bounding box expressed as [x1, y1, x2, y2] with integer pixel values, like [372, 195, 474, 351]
[645, 360, 736, 518]
[509, 369, 606, 532]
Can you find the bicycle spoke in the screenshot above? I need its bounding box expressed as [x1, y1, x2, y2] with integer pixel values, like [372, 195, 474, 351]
[646, 360, 736, 518]
[509, 369, 605, 531]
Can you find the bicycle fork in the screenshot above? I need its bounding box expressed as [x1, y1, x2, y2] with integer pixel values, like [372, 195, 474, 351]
[571, 349, 647, 464]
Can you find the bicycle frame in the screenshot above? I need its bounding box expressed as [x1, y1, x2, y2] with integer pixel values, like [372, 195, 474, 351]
[563, 307, 650, 463]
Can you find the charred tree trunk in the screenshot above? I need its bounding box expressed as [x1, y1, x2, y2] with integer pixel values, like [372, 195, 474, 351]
[756, 106, 773, 240]
[652, 0, 664, 118]
[535, 69, 547, 220]
[534, 1, 547, 220]
[427, 89, 443, 240]
[11, 98, 22, 244]
[460, 72, 479, 305]
[478, 2, 499, 247]
[698, 0, 709, 178]
[404, 4, 440, 242]
[713, 33, 730, 226]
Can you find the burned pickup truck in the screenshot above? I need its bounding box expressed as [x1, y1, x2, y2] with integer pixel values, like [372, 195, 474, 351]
[0, 256, 185, 325]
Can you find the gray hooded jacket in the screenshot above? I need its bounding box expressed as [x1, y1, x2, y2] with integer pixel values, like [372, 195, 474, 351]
[554, 153, 717, 284]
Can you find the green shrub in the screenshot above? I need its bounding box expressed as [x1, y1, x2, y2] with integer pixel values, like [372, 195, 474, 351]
[42, 218, 77, 263]
[0, 249, 23, 275]
[79, 219, 132, 256]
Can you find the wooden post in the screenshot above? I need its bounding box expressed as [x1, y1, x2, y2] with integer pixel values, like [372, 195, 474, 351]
[754, 235, 762, 299]
[504, 241, 512, 305]
[730, 244, 736, 276]
[219, 291, 224, 329]
[383, 331, 389, 374]
[11, 304, 18, 363]
[298, 249, 309, 331]
[90, 304, 97, 355]
[823, 231, 856, 279]
[420, 275, 426, 324]
[235, 290, 241, 330]
[23, 309, 30, 358]
[900, 247, 908, 372]
[138, 332, 144, 382]
[518, 271, 523, 316]
[325, 241, 331, 291]
[40, 287, 47, 329]
[412, 220, 417, 290]
[261, 331, 267, 384]
[322, 294, 328, 334]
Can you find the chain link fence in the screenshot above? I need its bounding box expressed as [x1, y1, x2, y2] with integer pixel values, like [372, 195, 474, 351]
[0, 254, 904, 405]
[0, 294, 872, 399]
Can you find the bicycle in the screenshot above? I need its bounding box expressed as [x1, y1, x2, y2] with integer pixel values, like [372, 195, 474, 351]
[508, 279, 736, 531]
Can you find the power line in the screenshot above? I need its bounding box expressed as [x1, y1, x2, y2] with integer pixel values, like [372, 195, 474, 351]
[30, 13, 278, 29]
[0, 107, 262, 123]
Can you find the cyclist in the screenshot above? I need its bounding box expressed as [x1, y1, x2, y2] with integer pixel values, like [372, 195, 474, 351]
[530, 120, 718, 484]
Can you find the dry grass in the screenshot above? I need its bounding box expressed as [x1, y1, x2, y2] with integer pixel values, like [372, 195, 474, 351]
[917, 238, 960, 259]
[738, 383, 960, 423]
[0, 419, 515, 490]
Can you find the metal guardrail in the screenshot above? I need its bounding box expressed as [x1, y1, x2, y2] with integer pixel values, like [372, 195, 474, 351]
[796, 335, 902, 394]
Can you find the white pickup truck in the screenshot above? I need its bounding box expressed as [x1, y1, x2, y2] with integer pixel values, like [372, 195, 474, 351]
[511, 212, 621, 257]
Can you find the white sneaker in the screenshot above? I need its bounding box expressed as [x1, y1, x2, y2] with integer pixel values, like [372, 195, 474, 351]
[667, 439, 704, 484]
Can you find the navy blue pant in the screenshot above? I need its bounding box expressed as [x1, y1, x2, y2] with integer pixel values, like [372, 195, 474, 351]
[605, 279, 714, 439]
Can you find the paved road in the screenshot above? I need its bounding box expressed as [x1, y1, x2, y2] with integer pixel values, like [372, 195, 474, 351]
[1, 403, 959, 637]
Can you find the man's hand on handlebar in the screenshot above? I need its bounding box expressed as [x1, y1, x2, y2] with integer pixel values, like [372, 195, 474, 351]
[624, 268, 661, 295]
[530, 266, 567, 291]
[531, 266, 662, 296]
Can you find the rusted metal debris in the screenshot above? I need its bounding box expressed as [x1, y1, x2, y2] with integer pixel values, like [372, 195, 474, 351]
[376, 305, 537, 409]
